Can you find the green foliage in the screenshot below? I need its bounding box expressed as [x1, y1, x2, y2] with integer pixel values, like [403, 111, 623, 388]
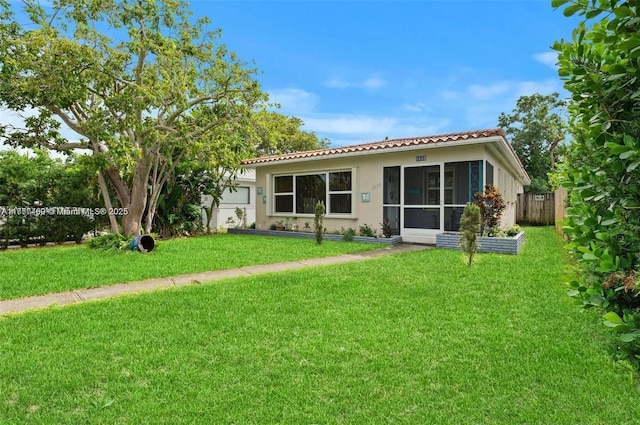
[473, 184, 505, 236]
[498, 93, 567, 192]
[251, 110, 330, 156]
[235, 207, 246, 228]
[86, 233, 132, 251]
[458, 202, 481, 267]
[314, 200, 325, 245]
[495, 225, 522, 238]
[358, 223, 375, 237]
[152, 162, 204, 238]
[554, 0, 640, 368]
[0, 150, 106, 246]
[0, 0, 266, 236]
[343, 227, 356, 242]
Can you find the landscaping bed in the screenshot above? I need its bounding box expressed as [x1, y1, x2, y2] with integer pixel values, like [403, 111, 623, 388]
[228, 228, 403, 244]
[436, 231, 525, 254]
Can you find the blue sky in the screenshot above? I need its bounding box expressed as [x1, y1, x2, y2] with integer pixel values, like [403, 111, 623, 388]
[195, 0, 580, 147]
[0, 0, 581, 150]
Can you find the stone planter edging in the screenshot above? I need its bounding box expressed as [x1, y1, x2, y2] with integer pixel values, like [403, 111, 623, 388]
[435, 231, 525, 255]
[228, 228, 402, 245]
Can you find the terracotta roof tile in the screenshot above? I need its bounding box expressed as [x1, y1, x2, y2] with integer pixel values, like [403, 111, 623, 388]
[242, 128, 509, 165]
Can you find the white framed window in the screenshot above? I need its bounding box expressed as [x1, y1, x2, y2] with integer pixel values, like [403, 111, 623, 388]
[220, 186, 250, 204]
[273, 170, 353, 215]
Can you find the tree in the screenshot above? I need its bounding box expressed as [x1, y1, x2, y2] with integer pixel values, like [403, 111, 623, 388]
[251, 110, 329, 156]
[0, 0, 265, 236]
[314, 200, 325, 245]
[0, 150, 105, 246]
[458, 202, 481, 267]
[498, 93, 567, 192]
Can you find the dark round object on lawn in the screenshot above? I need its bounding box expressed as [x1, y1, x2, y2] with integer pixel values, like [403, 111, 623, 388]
[130, 234, 156, 253]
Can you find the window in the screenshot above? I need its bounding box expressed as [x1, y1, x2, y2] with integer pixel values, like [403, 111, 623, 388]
[274, 176, 293, 213]
[296, 174, 326, 214]
[220, 186, 250, 204]
[486, 161, 494, 186]
[328, 171, 352, 214]
[273, 170, 352, 215]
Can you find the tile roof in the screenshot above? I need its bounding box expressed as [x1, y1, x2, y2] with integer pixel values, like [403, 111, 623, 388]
[242, 128, 512, 165]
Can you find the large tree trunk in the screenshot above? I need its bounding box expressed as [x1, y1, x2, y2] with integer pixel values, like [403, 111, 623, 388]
[97, 168, 121, 234]
[121, 157, 153, 236]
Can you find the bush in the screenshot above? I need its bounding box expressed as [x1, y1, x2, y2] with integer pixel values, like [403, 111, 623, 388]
[358, 223, 375, 237]
[473, 184, 505, 236]
[380, 219, 392, 238]
[86, 233, 132, 251]
[495, 225, 522, 238]
[343, 228, 356, 242]
[506, 224, 521, 237]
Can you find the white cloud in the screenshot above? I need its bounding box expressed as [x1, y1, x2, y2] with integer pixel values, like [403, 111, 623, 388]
[515, 79, 563, 97]
[266, 73, 566, 149]
[362, 77, 386, 89]
[303, 115, 397, 135]
[402, 102, 430, 113]
[267, 88, 318, 114]
[324, 74, 386, 90]
[325, 76, 352, 89]
[534, 52, 559, 69]
[299, 112, 452, 147]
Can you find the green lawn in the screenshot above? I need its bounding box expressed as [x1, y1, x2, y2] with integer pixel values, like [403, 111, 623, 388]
[0, 233, 378, 300]
[1, 227, 639, 423]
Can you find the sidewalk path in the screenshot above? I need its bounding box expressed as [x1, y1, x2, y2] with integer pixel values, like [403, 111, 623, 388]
[1, 243, 429, 315]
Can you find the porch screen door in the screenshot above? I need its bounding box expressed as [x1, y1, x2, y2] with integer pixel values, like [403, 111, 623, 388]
[383, 166, 400, 235]
[403, 165, 441, 230]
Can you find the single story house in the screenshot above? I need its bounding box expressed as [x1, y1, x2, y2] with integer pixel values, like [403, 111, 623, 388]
[241, 128, 530, 244]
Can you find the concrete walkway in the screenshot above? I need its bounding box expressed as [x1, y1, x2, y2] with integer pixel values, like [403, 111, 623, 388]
[0, 243, 429, 315]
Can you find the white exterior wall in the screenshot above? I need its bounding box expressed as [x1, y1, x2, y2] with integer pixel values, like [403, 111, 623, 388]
[201, 169, 256, 230]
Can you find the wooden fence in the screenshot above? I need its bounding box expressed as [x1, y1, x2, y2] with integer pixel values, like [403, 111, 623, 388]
[515, 189, 568, 237]
[554, 187, 568, 234]
[516, 192, 555, 226]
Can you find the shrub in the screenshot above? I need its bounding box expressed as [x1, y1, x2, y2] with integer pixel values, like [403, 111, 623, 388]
[569, 270, 640, 369]
[343, 228, 356, 242]
[458, 202, 481, 267]
[506, 224, 521, 237]
[495, 225, 523, 238]
[380, 219, 392, 238]
[314, 201, 325, 245]
[86, 233, 132, 251]
[473, 184, 505, 236]
[359, 223, 375, 237]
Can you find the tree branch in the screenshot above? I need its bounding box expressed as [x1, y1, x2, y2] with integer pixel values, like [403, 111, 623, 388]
[46, 105, 86, 136]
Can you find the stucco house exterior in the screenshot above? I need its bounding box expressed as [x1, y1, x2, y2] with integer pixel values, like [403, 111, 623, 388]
[242, 128, 530, 244]
[201, 169, 256, 230]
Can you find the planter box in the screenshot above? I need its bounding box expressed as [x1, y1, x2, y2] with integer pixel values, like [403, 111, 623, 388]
[436, 231, 525, 255]
[228, 228, 402, 245]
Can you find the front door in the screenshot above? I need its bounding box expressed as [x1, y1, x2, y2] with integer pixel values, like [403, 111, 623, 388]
[402, 165, 442, 241]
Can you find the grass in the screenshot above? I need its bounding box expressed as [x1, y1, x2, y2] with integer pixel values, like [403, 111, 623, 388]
[1, 227, 640, 423]
[0, 233, 378, 300]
